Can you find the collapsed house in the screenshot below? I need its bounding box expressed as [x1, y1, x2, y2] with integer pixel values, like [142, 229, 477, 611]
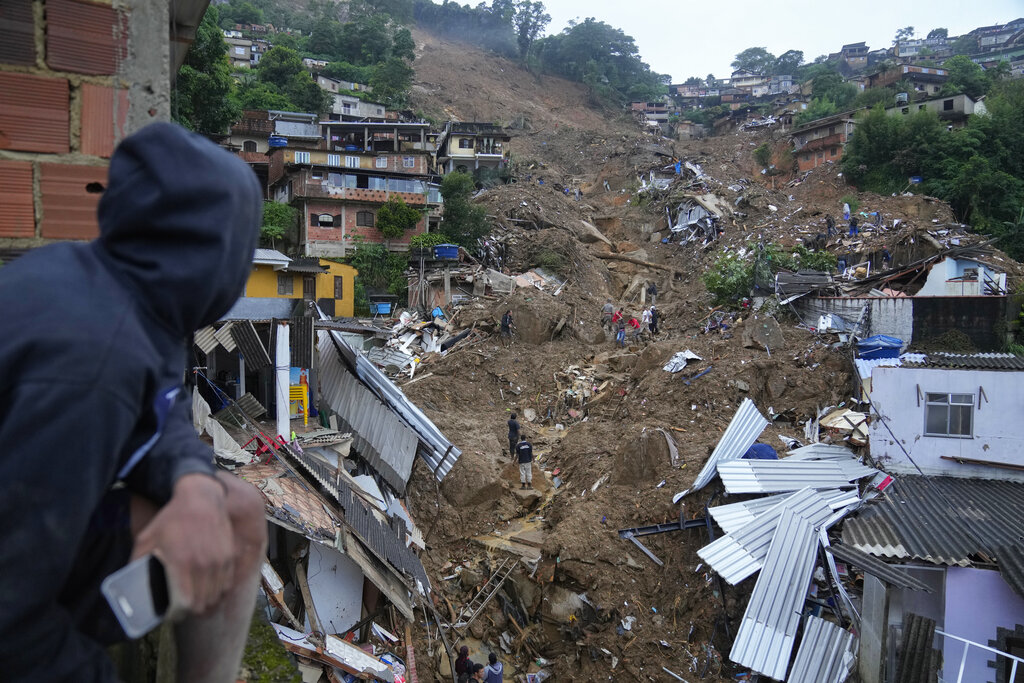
[192, 305, 463, 681]
[656, 396, 1024, 683]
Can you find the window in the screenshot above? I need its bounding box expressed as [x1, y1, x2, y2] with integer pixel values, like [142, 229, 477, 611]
[234, 47, 246, 55]
[345, 155, 359, 167]
[943, 99, 954, 111]
[334, 276, 344, 299]
[830, 147, 838, 157]
[327, 153, 340, 166]
[828, 126, 836, 136]
[294, 151, 310, 164]
[403, 156, 416, 168]
[375, 156, 388, 168]
[311, 170, 324, 180]
[924, 393, 973, 437]
[458, 138, 473, 149]
[277, 273, 293, 295]
[356, 211, 375, 227]
[802, 154, 811, 162]
[316, 213, 334, 227]
[243, 140, 257, 153]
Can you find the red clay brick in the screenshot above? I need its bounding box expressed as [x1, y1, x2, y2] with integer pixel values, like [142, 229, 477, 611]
[80, 84, 127, 158]
[0, 72, 70, 154]
[46, 0, 126, 75]
[40, 163, 108, 240]
[0, 162, 36, 238]
[0, 0, 36, 65]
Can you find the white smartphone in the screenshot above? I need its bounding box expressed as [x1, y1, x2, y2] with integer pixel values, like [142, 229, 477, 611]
[101, 554, 170, 639]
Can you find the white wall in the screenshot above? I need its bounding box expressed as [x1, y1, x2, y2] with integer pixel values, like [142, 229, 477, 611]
[916, 258, 1006, 297]
[869, 366, 1024, 481]
[796, 296, 914, 342]
[943, 568, 1024, 683]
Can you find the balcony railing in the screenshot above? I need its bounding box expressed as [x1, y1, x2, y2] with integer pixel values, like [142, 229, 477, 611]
[935, 629, 1023, 683]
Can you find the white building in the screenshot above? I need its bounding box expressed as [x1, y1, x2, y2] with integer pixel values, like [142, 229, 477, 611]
[868, 353, 1024, 482]
[915, 256, 1005, 296]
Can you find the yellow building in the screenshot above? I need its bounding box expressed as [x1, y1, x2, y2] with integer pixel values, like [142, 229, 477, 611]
[244, 249, 358, 317]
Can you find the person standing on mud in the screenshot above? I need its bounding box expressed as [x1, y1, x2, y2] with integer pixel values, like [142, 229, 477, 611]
[601, 298, 614, 331]
[506, 413, 520, 458]
[649, 305, 659, 335]
[647, 281, 658, 304]
[515, 437, 534, 489]
[500, 310, 514, 346]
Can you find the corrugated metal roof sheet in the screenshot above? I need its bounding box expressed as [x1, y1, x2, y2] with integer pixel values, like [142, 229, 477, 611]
[717, 459, 876, 494]
[842, 475, 1024, 574]
[316, 307, 461, 480]
[290, 316, 314, 369]
[318, 334, 418, 494]
[709, 488, 859, 535]
[902, 352, 1024, 370]
[193, 326, 219, 354]
[214, 322, 237, 352]
[365, 346, 415, 371]
[786, 443, 858, 460]
[788, 615, 858, 683]
[826, 543, 933, 592]
[729, 507, 819, 680]
[285, 258, 328, 273]
[995, 541, 1024, 600]
[699, 488, 831, 585]
[676, 398, 768, 500]
[253, 248, 290, 265]
[221, 297, 297, 321]
[231, 320, 272, 371]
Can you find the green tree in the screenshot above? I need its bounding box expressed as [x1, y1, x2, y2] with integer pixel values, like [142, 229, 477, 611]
[261, 201, 295, 247]
[376, 195, 422, 240]
[774, 49, 804, 75]
[218, 0, 263, 28]
[950, 34, 979, 56]
[893, 26, 915, 45]
[250, 47, 331, 114]
[940, 55, 988, 99]
[309, 19, 344, 58]
[256, 46, 304, 89]
[683, 76, 703, 86]
[369, 57, 414, 107]
[706, 73, 716, 86]
[513, 0, 550, 59]
[172, 6, 240, 133]
[731, 47, 775, 75]
[392, 27, 416, 61]
[795, 97, 839, 126]
[811, 71, 857, 109]
[926, 27, 948, 40]
[233, 79, 296, 111]
[440, 172, 489, 248]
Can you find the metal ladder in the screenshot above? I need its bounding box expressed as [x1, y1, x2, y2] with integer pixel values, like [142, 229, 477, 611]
[453, 557, 519, 642]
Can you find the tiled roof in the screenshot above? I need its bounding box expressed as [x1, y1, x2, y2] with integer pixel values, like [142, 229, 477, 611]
[842, 475, 1024, 597]
[902, 352, 1024, 370]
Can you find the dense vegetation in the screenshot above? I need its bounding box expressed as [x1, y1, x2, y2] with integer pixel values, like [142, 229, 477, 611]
[842, 80, 1024, 257]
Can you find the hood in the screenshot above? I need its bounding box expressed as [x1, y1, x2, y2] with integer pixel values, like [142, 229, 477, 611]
[97, 122, 262, 335]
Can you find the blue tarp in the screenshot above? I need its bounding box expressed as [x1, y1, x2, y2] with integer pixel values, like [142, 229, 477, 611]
[858, 335, 903, 360]
[742, 443, 778, 460]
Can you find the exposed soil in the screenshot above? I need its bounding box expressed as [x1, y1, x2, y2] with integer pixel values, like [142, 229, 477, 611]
[398, 27, 1020, 683]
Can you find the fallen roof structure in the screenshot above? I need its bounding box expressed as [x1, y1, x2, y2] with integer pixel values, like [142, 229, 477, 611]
[730, 507, 820, 680]
[673, 398, 768, 502]
[787, 615, 858, 683]
[699, 488, 833, 585]
[825, 542, 934, 592]
[717, 459, 876, 494]
[708, 487, 859, 535]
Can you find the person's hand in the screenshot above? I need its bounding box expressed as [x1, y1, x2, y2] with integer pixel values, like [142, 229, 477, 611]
[131, 473, 233, 615]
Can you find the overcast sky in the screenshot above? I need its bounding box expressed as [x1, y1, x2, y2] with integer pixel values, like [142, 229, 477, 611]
[538, 0, 1023, 82]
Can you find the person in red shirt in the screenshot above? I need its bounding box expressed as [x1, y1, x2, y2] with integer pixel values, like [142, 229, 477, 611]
[611, 309, 623, 325]
[628, 315, 641, 340]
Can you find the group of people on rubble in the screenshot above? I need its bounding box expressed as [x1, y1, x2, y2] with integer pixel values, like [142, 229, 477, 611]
[456, 646, 504, 682]
[601, 283, 660, 347]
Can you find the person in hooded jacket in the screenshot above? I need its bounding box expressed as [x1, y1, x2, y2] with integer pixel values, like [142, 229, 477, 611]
[483, 652, 504, 683]
[0, 122, 268, 683]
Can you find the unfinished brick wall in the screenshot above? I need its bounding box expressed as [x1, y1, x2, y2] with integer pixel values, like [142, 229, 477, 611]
[0, 0, 167, 245]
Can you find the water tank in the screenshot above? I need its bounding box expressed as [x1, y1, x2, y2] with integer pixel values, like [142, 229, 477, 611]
[432, 244, 459, 260]
[268, 135, 288, 147]
[895, 92, 909, 106]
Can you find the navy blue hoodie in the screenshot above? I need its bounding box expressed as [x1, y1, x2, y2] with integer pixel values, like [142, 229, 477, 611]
[0, 122, 261, 681]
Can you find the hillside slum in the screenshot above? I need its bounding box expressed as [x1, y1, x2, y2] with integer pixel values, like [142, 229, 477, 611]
[361, 120, 1024, 682]
[192, 114, 1024, 682]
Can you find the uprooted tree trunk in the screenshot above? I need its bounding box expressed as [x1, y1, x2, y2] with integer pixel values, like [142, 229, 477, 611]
[594, 252, 682, 275]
